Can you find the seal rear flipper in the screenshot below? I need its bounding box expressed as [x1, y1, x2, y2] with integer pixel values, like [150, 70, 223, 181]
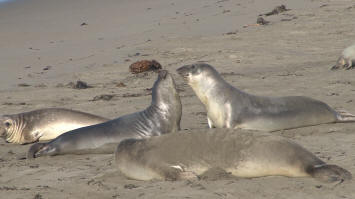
[307, 164, 352, 183]
[335, 109, 355, 122]
[161, 165, 199, 181]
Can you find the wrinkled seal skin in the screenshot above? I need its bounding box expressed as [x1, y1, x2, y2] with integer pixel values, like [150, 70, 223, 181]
[28, 70, 182, 159]
[115, 129, 352, 183]
[0, 108, 109, 144]
[176, 63, 355, 131]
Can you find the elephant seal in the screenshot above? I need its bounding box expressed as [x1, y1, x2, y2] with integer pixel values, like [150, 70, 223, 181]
[331, 43, 355, 70]
[115, 129, 352, 182]
[28, 70, 182, 158]
[0, 108, 108, 144]
[176, 63, 355, 131]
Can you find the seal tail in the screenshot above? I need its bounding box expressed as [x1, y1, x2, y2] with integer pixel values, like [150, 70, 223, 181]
[335, 108, 355, 122]
[307, 164, 352, 183]
[27, 143, 47, 159]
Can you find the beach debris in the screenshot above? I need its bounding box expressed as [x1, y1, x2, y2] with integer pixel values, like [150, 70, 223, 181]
[223, 31, 238, 35]
[91, 94, 115, 101]
[116, 45, 125, 49]
[116, 82, 126, 87]
[35, 83, 47, 88]
[28, 47, 40, 51]
[80, 22, 88, 26]
[124, 184, 139, 189]
[129, 60, 162, 74]
[67, 81, 92, 89]
[43, 65, 52, 70]
[256, 17, 270, 25]
[0, 186, 30, 191]
[2, 102, 27, 106]
[122, 93, 145, 98]
[128, 52, 141, 57]
[262, 5, 290, 16]
[243, 17, 270, 28]
[18, 83, 31, 87]
[33, 193, 43, 199]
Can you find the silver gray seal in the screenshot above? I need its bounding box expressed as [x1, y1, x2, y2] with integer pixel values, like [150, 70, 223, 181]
[28, 70, 182, 158]
[177, 63, 355, 131]
[0, 108, 108, 144]
[115, 129, 352, 183]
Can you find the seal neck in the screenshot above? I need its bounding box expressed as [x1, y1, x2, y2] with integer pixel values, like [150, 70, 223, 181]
[189, 75, 230, 106]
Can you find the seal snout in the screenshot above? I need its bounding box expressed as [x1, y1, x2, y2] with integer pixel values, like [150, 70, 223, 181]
[158, 70, 168, 79]
[176, 65, 192, 78]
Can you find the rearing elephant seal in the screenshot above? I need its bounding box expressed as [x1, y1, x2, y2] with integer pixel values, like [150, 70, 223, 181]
[0, 108, 108, 144]
[115, 129, 352, 182]
[176, 63, 355, 131]
[28, 70, 182, 158]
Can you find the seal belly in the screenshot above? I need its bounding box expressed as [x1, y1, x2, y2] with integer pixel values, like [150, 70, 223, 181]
[227, 160, 308, 178]
[37, 122, 97, 141]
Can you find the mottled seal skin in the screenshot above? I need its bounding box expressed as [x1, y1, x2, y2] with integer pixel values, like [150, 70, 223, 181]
[28, 70, 182, 158]
[331, 43, 355, 70]
[176, 63, 355, 131]
[0, 108, 109, 144]
[115, 129, 352, 183]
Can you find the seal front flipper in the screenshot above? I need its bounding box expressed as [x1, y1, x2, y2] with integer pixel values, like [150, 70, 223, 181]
[27, 143, 46, 159]
[27, 143, 57, 159]
[307, 164, 352, 183]
[207, 117, 215, 128]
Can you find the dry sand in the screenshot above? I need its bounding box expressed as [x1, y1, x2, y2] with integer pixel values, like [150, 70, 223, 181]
[0, 0, 355, 198]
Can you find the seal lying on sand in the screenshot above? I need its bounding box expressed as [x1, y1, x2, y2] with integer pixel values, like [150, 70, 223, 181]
[115, 129, 352, 183]
[176, 63, 355, 131]
[28, 70, 182, 158]
[331, 43, 355, 70]
[0, 108, 108, 144]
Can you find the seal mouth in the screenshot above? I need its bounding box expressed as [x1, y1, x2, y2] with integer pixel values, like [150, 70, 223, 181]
[158, 70, 168, 79]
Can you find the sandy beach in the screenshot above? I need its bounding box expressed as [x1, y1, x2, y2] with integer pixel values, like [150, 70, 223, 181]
[0, 0, 355, 198]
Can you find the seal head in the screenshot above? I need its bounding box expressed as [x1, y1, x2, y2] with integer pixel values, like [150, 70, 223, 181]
[331, 43, 355, 70]
[0, 116, 20, 143]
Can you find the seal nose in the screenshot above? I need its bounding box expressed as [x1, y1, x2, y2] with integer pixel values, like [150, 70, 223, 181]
[176, 65, 190, 76]
[159, 70, 168, 79]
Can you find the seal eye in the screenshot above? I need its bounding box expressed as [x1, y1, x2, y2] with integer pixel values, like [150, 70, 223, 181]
[190, 65, 199, 74]
[4, 122, 11, 128]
